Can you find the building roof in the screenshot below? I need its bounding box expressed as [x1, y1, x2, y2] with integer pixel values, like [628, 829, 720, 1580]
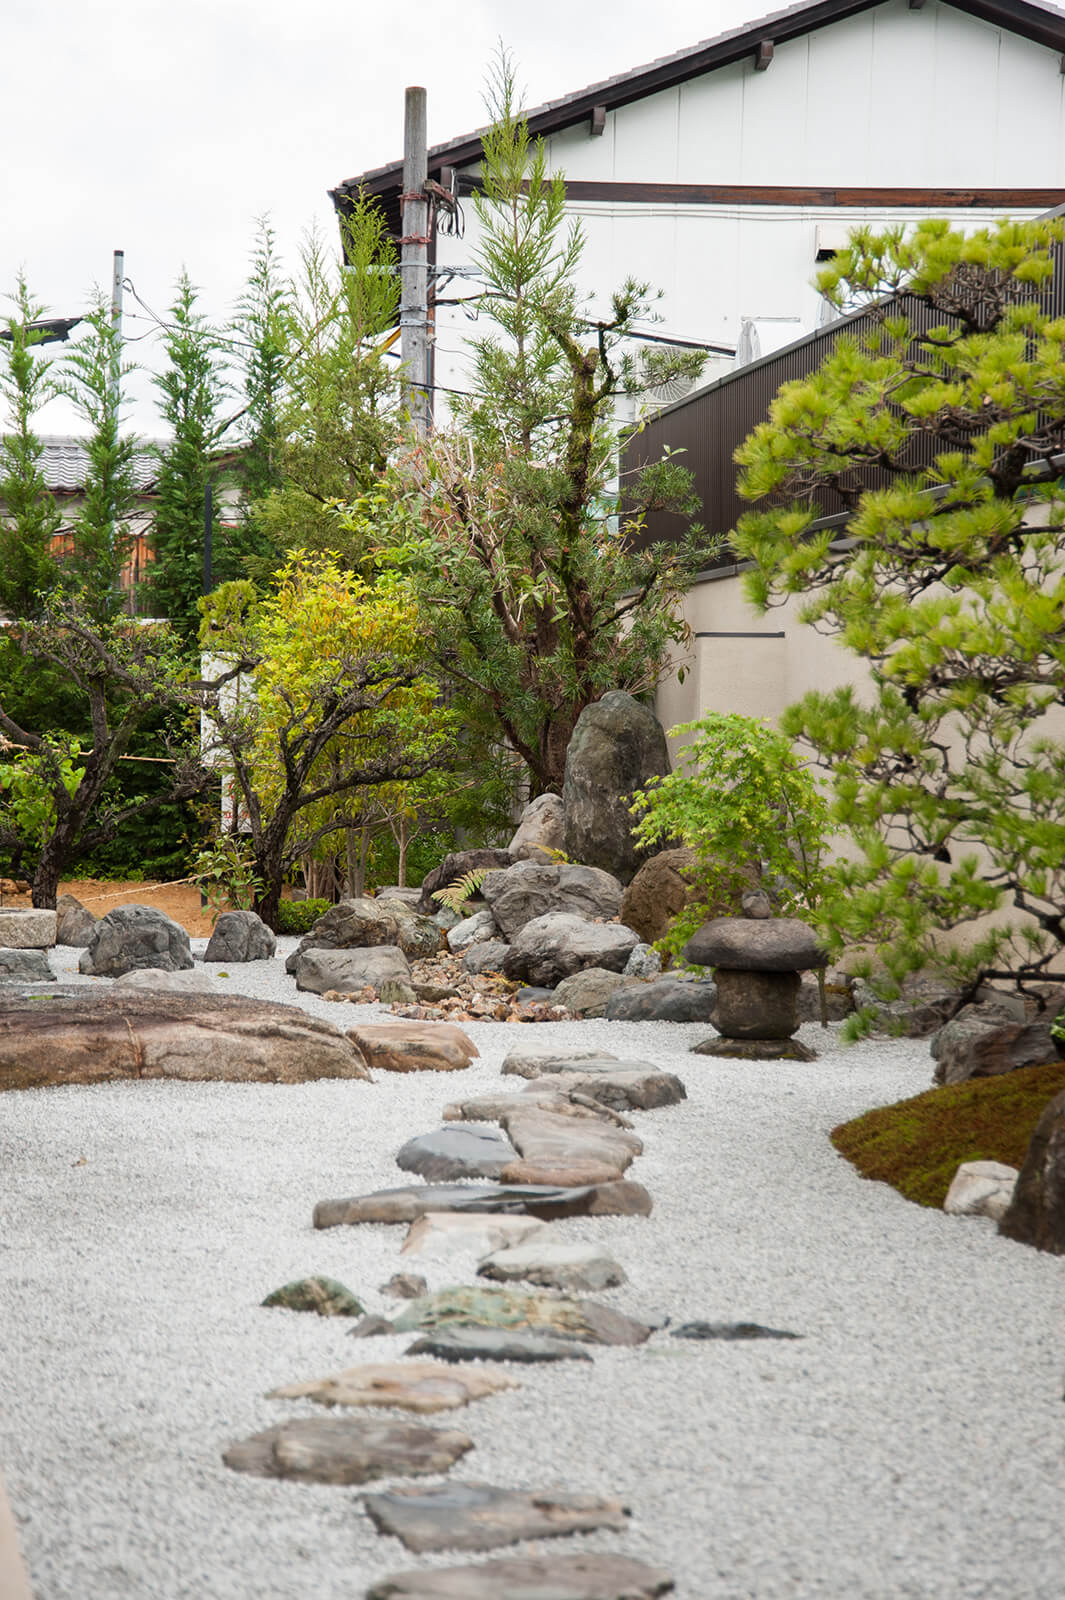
[331, 0, 1065, 220]
[36, 436, 164, 494]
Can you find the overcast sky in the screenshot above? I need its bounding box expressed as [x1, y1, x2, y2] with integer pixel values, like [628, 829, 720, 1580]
[2, 0, 764, 437]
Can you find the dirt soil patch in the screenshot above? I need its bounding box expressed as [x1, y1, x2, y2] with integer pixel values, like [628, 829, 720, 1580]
[0, 879, 219, 938]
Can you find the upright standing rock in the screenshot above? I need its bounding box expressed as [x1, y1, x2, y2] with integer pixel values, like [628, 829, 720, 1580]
[562, 691, 670, 884]
[78, 905, 192, 977]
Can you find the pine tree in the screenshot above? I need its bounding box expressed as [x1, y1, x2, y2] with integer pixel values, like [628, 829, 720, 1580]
[0, 274, 62, 617]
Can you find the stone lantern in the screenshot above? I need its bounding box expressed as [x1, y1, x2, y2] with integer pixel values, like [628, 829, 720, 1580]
[682, 901, 827, 1061]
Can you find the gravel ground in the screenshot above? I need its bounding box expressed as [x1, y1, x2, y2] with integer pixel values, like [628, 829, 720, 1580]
[1, 940, 1063, 1599]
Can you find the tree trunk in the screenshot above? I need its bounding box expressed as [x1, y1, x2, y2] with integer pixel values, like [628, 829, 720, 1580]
[31, 851, 62, 910]
[397, 816, 409, 888]
[345, 828, 362, 898]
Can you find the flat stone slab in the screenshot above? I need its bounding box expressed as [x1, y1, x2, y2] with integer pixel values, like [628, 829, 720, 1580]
[500, 1109, 642, 1185]
[267, 1360, 517, 1413]
[405, 1327, 593, 1365]
[0, 908, 56, 949]
[361, 1481, 630, 1553]
[313, 1181, 652, 1228]
[691, 1037, 817, 1062]
[223, 1416, 472, 1485]
[401, 1213, 548, 1259]
[670, 1321, 802, 1342]
[262, 1277, 365, 1317]
[501, 1046, 619, 1079]
[365, 1553, 674, 1599]
[0, 990, 370, 1091]
[396, 1127, 518, 1183]
[348, 1022, 478, 1073]
[445, 1066, 685, 1121]
[379, 1286, 653, 1347]
[478, 1240, 626, 1293]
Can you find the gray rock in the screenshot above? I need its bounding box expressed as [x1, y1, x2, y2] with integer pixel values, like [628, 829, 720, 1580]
[711, 968, 801, 1041]
[262, 1277, 365, 1316]
[943, 1161, 1018, 1222]
[0, 907, 56, 948]
[552, 967, 633, 1017]
[740, 890, 773, 918]
[285, 899, 399, 972]
[384, 1285, 653, 1347]
[372, 886, 422, 906]
[396, 1126, 518, 1183]
[683, 916, 826, 972]
[501, 1045, 619, 1079]
[481, 860, 623, 939]
[406, 1327, 592, 1364]
[380, 1274, 428, 1300]
[378, 901, 445, 960]
[507, 793, 566, 863]
[998, 1088, 1065, 1253]
[478, 1239, 627, 1293]
[293, 945, 411, 995]
[0, 989, 369, 1090]
[502, 913, 638, 987]
[418, 849, 514, 914]
[514, 987, 556, 1004]
[623, 942, 662, 978]
[692, 1035, 818, 1062]
[362, 1481, 630, 1554]
[78, 904, 192, 977]
[501, 1108, 642, 1184]
[222, 1416, 472, 1485]
[562, 690, 671, 884]
[55, 893, 95, 947]
[605, 977, 718, 1023]
[401, 1214, 548, 1260]
[462, 940, 510, 976]
[932, 1008, 1062, 1085]
[670, 1321, 802, 1341]
[0, 947, 55, 983]
[447, 908, 499, 952]
[313, 1180, 653, 1229]
[366, 1554, 674, 1599]
[204, 909, 276, 963]
[550, 1067, 686, 1113]
[797, 970, 855, 1023]
[113, 967, 216, 993]
[854, 975, 965, 1038]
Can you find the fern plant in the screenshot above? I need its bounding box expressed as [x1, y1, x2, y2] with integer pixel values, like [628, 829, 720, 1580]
[431, 868, 490, 914]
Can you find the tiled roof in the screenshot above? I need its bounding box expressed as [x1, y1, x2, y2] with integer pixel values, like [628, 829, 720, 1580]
[35, 436, 164, 494]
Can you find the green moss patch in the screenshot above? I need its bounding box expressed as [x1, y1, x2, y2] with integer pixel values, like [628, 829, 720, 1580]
[831, 1061, 1065, 1209]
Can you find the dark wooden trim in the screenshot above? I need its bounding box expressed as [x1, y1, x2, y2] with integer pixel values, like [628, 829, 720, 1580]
[755, 39, 775, 69]
[455, 177, 1065, 209]
[590, 104, 606, 136]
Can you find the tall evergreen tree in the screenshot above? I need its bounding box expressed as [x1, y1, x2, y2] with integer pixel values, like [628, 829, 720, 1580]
[230, 217, 290, 564]
[0, 274, 62, 616]
[148, 272, 229, 638]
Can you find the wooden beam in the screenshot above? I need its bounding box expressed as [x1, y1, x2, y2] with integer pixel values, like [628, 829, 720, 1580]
[590, 104, 606, 136]
[755, 39, 774, 70]
[479, 179, 1065, 209]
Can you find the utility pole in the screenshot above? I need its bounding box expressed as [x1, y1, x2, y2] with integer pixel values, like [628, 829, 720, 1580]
[400, 86, 431, 436]
[110, 249, 124, 409]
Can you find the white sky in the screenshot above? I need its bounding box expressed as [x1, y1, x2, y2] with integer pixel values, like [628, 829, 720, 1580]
[1, 0, 764, 437]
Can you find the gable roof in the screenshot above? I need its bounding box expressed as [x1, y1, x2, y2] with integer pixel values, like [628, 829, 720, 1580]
[331, 0, 1065, 221]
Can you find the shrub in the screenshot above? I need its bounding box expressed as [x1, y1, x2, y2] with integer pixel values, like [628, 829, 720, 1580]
[275, 898, 331, 935]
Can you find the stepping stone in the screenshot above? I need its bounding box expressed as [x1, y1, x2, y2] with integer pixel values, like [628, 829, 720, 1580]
[478, 1239, 626, 1293]
[500, 1109, 642, 1185]
[377, 1285, 653, 1347]
[266, 1360, 517, 1413]
[380, 1273, 428, 1299]
[262, 1276, 365, 1317]
[500, 1045, 619, 1079]
[313, 1181, 653, 1228]
[443, 1085, 609, 1125]
[396, 1126, 517, 1182]
[691, 1037, 817, 1062]
[405, 1327, 593, 1364]
[449, 1071, 685, 1123]
[361, 1481, 630, 1553]
[348, 1022, 478, 1073]
[223, 1416, 472, 1485]
[670, 1321, 802, 1342]
[401, 1213, 548, 1260]
[365, 1553, 675, 1599]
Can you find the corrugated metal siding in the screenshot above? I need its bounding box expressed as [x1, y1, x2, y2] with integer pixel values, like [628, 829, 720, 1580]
[624, 235, 1065, 561]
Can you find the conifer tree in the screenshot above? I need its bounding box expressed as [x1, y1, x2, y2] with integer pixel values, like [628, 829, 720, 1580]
[0, 275, 62, 616]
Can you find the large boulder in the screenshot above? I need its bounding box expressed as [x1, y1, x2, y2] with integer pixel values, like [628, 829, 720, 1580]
[620, 847, 699, 945]
[998, 1088, 1065, 1253]
[55, 893, 96, 947]
[0, 990, 370, 1090]
[507, 793, 566, 863]
[552, 968, 634, 1017]
[348, 1022, 478, 1073]
[481, 861, 622, 939]
[604, 976, 717, 1023]
[285, 898, 439, 971]
[0, 948, 55, 984]
[853, 974, 965, 1038]
[294, 946, 411, 995]
[204, 909, 276, 963]
[462, 940, 509, 976]
[562, 691, 670, 884]
[931, 1007, 1062, 1086]
[418, 849, 514, 914]
[78, 904, 192, 977]
[446, 909, 499, 953]
[502, 913, 638, 987]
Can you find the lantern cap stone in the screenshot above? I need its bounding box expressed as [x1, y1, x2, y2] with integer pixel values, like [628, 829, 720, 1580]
[682, 916, 827, 973]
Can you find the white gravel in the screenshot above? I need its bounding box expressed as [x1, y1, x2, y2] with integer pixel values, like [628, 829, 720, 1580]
[1, 940, 1063, 1599]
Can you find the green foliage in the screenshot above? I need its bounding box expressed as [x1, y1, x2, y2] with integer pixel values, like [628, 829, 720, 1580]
[0, 739, 84, 847]
[431, 868, 489, 913]
[831, 1060, 1065, 1209]
[60, 298, 140, 621]
[190, 835, 263, 918]
[275, 897, 330, 934]
[371, 56, 712, 792]
[148, 272, 231, 639]
[732, 216, 1065, 992]
[631, 711, 833, 962]
[0, 273, 62, 616]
